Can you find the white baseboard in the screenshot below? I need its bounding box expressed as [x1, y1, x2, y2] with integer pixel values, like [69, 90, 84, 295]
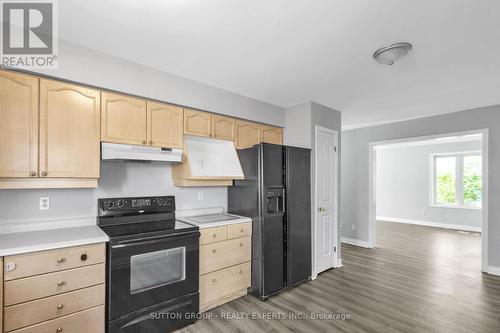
[334, 259, 343, 268]
[341, 237, 372, 248]
[377, 216, 481, 233]
[486, 266, 500, 277]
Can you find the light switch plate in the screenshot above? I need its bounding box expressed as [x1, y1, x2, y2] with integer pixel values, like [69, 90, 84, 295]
[40, 196, 50, 210]
[197, 191, 204, 201]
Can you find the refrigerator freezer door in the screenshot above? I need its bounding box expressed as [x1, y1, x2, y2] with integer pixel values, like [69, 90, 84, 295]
[262, 213, 285, 296]
[262, 144, 284, 187]
[286, 146, 312, 286]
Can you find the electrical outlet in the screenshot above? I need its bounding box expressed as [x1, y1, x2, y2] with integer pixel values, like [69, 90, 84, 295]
[351, 224, 356, 231]
[40, 197, 50, 210]
[197, 191, 204, 201]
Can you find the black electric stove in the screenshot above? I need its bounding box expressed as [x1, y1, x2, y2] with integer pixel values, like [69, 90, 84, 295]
[97, 196, 199, 333]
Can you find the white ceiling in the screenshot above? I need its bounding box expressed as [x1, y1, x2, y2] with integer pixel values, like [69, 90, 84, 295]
[58, 0, 500, 127]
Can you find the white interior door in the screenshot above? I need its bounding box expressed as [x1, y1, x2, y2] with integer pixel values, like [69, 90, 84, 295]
[315, 126, 338, 274]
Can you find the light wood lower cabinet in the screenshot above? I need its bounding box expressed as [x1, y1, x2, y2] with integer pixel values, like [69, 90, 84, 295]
[10, 305, 104, 333]
[199, 222, 252, 312]
[3, 285, 104, 332]
[2, 244, 106, 333]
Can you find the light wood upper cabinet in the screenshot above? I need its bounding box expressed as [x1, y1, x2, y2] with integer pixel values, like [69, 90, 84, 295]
[261, 125, 283, 145]
[184, 109, 212, 137]
[212, 115, 236, 141]
[0, 71, 39, 178]
[236, 120, 261, 149]
[101, 92, 147, 145]
[147, 101, 184, 148]
[40, 79, 101, 178]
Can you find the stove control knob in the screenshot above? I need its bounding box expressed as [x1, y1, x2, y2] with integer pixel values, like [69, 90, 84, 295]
[105, 201, 114, 209]
[116, 200, 125, 208]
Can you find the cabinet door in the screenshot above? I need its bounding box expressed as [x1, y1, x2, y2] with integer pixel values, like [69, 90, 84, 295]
[0, 71, 39, 178]
[101, 92, 147, 145]
[236, 120, 261, 149]
[147, 101, 184, 148]
[184, 109, 212, 137]
[39, 79, 100, 178]
[261, 125, 283, 145]
[212, 115, 236, 141]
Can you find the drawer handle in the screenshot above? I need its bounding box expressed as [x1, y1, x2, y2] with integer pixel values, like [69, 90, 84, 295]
[239, 243, 243, 247]
[56, 328, 63, 333]
[56, 258, 66, 264]
[80, 253, 88, 261]
[57, 304, 64, 310]
[211, 278, 216, 283]
[41, 171, 48, 177]
[56, 281, 66, 287]
[212, 249, 216, 254]
[212, 233, 217, 238]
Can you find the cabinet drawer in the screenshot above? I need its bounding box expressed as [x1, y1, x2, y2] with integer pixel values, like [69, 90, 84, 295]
[200, 226, 227, 245]
[227, 222, 252, 239]
[4, 264, 105, 306]
[4, 243, 105, 281]
[200, 237, 251, 274]
[200, 262, 251, 305]
[10, 305, 104, 333]
[4, 284, 105, 332]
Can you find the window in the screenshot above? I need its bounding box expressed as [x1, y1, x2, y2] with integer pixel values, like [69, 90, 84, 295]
[432, 152, 482, 208]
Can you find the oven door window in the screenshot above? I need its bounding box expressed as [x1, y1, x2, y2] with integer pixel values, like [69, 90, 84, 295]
[130, 247, 186, 294]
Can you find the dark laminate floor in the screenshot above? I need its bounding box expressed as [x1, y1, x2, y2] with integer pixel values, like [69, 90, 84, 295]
[177, 221, 500, 333]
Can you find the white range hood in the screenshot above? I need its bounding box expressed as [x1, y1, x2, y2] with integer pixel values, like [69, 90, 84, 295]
[171, 135, 244, 186]
[101, 142, 183, 163]
[182, 135, 244, 178]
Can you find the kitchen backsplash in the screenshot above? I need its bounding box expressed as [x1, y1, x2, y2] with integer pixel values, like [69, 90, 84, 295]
[0, 161, 227, 222]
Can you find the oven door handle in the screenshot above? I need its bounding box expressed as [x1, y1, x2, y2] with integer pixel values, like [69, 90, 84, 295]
[111, 231, 199, 248]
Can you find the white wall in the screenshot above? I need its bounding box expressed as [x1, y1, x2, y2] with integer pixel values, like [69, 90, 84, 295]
[0, 162, 227, 230]
[376, 140, 482, 230]
[29, 40, 285, 126]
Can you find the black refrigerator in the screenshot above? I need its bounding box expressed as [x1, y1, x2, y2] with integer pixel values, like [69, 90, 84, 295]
[228, 143, 311, 300]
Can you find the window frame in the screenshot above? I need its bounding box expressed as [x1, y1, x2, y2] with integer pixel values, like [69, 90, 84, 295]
[430, 151, 482, 210]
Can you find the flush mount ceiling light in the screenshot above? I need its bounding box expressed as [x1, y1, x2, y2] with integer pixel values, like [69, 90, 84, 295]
[373, 42, 413, 65]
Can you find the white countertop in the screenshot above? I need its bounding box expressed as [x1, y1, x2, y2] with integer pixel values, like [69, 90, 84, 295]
[177, 213, 252, 229]
[0, 225, 109, 257]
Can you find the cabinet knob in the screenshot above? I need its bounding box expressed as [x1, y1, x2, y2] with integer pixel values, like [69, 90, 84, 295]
[80, 253, 88, 261]
[142, 140, 146, 145]
[41, 171, 48, 177]
[57, 304, 64, 310]
[29, 171, 36, 177]
[211, 278, 216, 283]
[149, 141, 153, 145]
[239, 243, 243, 247]
[56, 281, 65, 287]
[56, 328, 63, 333]
[56, 258, 66, 264]
[239, 270, 243, 274]
[212, 233, 217, 238]
[240, 228, 244, 233]
[212, 249, 216, 254]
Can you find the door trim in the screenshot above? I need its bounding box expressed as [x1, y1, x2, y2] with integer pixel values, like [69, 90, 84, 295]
[312, 126, 339, 279]
[368, 128, 489, 272]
